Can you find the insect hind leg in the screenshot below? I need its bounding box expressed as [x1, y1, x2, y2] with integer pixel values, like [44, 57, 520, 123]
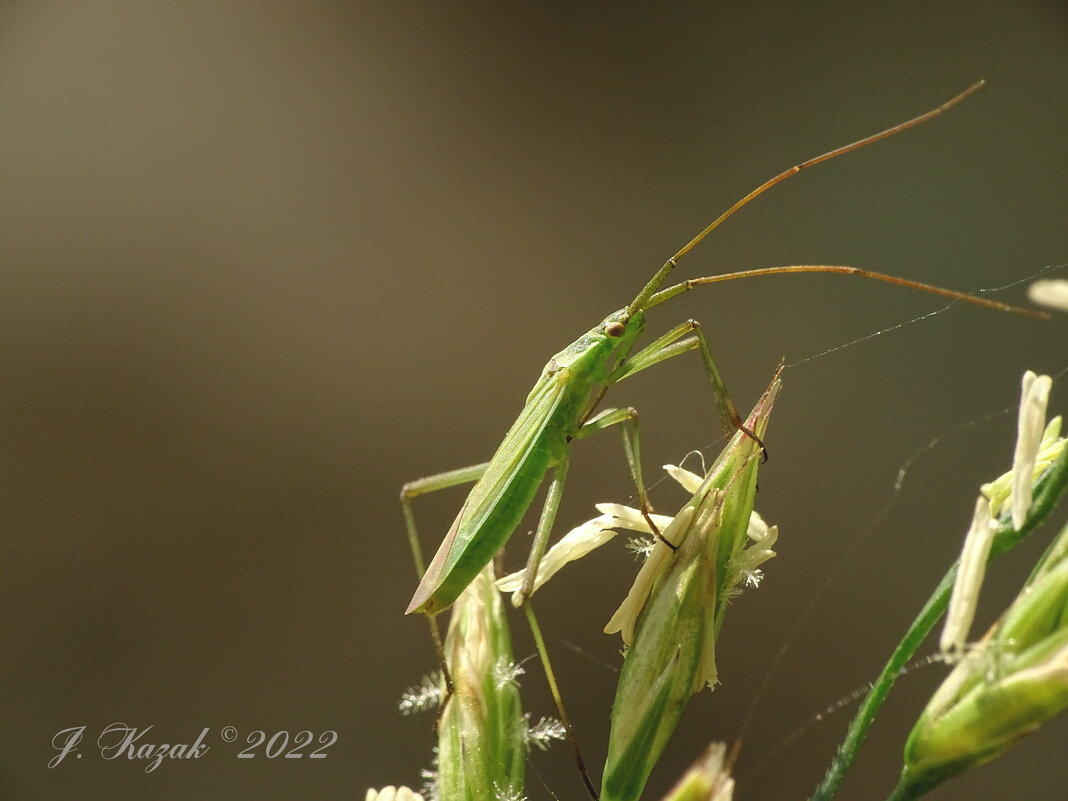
[401, 462, 490, 578]
[400, 462, 490, 727]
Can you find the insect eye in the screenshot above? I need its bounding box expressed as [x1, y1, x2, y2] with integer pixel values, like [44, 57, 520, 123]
[605, 321, 626, 338]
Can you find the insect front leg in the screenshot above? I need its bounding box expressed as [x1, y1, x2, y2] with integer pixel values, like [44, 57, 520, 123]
[608, 319, 766, 456]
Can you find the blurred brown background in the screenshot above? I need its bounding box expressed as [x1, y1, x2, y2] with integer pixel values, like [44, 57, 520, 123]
[1, 2, 1065, 800]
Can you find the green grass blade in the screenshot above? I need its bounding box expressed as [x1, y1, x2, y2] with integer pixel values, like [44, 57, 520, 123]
[811, 445, 1068, 801]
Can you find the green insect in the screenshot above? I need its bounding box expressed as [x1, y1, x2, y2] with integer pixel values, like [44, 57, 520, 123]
[402, 81, 1041, 617]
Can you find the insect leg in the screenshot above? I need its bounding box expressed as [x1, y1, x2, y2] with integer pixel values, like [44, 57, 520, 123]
[574, 406, 669, 546]
[524, 601, 599, 800]
[609, 320, 765, 456]
[511, 465, 599, 797]
[400, 462, 490, 710]
[515, 456, 570, 607]
[401, 463, 490, 578]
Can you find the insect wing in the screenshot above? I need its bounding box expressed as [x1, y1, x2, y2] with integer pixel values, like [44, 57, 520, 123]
[407, 374, 567, 614]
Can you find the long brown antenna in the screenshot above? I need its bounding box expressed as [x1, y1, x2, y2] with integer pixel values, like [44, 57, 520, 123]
[626, 81, 986, 317]
[644, 264, 1048, 319]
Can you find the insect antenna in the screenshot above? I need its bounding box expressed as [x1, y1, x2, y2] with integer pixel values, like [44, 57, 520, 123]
[645, 264, 1048, 318]
[626, 80, 989, 318]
